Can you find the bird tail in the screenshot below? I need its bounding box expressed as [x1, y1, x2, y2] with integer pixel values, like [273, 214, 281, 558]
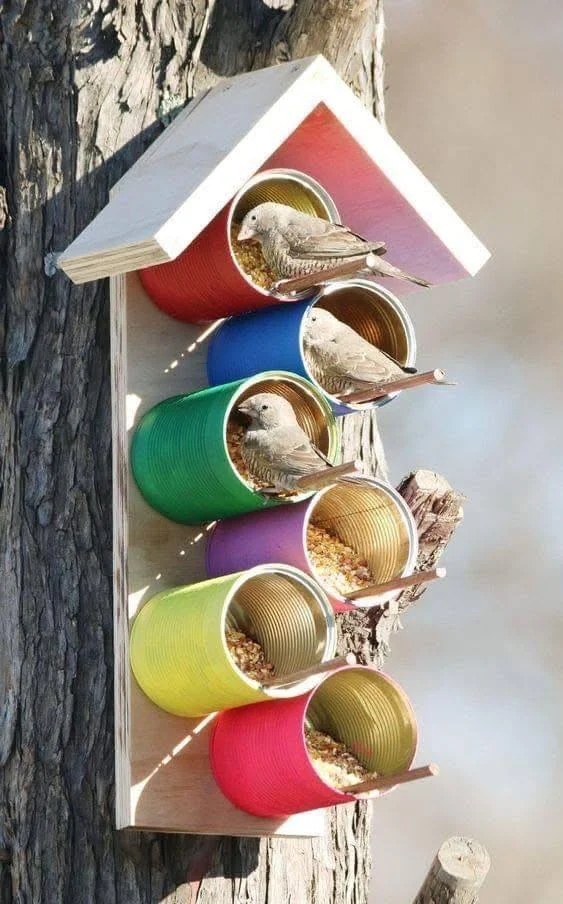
[369, 256, 432, 288]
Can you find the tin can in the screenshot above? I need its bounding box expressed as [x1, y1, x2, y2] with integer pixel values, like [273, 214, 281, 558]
[130, 564, 336, 717]
[206, 478, 418, 612]
[138, 169, 339, 322]
[131, 370, 338, 524]
[210, 665, 418, 817]
[207, 280, 416, 414]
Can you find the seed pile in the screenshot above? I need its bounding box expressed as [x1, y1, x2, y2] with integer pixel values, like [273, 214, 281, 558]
[230, 224, 276, 291]
[306, 522, 374, 596]
[305, 727, 375, 789]
[225, 628, 275, 682]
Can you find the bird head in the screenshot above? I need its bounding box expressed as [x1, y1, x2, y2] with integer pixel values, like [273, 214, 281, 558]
[237, 203, 291, 243]
[236, 392, 297, 429]
[302, 307, 345, 345]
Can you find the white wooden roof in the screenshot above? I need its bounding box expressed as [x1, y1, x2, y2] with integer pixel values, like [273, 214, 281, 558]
[60, 55, 490, 284]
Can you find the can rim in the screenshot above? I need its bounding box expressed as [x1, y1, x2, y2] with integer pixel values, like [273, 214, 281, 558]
[297, 279, 417, 412]
[300, 477, 419, 607]
[227, 168, 340, 301]
[299, 663, 419, 800]
[220, 562, 338, 698]
[222, 370, 339, 502]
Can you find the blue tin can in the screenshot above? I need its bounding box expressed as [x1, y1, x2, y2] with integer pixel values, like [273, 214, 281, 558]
[207, 280, 417, 415]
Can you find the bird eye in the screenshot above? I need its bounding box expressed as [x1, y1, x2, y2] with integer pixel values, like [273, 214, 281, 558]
[251, 214, 257, 222]
[261, 404, 269, 411]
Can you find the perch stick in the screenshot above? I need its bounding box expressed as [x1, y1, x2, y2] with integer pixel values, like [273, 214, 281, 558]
[341, 369, 452, 404]
[343, 763, 439, 794]
[294, 460, 358, 491]
[260, 653, 357, 688]
[346, 567, 446, 602]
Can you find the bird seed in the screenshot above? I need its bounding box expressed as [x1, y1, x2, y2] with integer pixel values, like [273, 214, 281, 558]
[306, 522, 374, 597]
[225, 628, 275, 682]
[230, 224, 276, 291]
[305, 727, 375, 789]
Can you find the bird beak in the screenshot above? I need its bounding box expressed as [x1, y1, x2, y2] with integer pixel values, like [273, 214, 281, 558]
[237, 403, 251, 414]
[237, 224, 256, 242]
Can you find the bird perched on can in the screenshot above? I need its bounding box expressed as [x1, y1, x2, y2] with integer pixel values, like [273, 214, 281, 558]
[237, 202, 431, 288]
[302, 307, 417, 397]
[236, 392, 346, 494]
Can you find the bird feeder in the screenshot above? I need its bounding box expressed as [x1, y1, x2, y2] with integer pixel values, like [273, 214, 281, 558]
[130, 564, 336, 717]
[210, 665, 418, 817]
[207, 280, 416, 414]
[139, 169, 339, 321]
[131, 370, 338, 524]
[206, 478, 418, 612]
[58, 54, 489, 837]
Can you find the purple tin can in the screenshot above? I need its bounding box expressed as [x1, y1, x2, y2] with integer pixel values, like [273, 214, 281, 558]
[206, 478, 418, 613]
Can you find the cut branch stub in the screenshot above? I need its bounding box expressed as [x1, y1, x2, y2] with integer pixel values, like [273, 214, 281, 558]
[413, 836, 491, 904]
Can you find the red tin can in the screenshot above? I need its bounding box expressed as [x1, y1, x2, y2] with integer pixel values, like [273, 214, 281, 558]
[138, 168, 339, 323]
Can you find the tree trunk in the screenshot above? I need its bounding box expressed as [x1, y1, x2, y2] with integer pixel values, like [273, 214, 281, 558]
[0, 3, 460, 903]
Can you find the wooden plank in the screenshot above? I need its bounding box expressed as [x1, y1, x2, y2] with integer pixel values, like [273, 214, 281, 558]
[60, 56, 489, 285]
[111, 270, 326, 836]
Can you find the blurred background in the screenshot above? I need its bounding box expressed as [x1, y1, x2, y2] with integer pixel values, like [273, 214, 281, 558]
[370, 0, 563, 900]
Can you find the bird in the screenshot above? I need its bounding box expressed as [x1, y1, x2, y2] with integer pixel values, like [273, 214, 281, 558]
[302, 307, 417, 397]
[237, 202, 431, 288]
[236, 392, 336, 493]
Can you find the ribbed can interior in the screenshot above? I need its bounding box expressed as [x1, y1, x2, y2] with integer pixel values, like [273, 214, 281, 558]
[306, 667, 417, 776]
[305, 482, 413, 594]
[315, 281, 413, 368]
[226, 568, 336, 682]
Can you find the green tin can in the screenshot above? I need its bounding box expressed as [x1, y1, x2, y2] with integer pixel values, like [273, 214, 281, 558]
[131, 371, 339, 524]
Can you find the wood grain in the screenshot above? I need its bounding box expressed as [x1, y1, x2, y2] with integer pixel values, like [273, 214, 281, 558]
[113, 271, 325, 836]
[413, 836, 491, 904]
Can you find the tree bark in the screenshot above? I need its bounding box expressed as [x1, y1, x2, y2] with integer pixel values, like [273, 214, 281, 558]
[413, 837, 491, 904]
[0, 2, 461, 903]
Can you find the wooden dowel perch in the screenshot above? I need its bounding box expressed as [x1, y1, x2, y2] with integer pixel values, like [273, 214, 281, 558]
[344, 763, 439, 795]
[346, 567, 446, 603]
[274, 255, 374, 295]
[341, 369, 452, 405]
[294, 460, 357, 492]
[261, 653, 357, 688]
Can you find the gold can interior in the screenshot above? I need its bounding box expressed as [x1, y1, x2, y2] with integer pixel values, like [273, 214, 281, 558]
[226, 377, 332, 489]
[306, 668, 417, 777]
[229, 173, 335, 294]
[225, 570, 333, 680]
[306, 482, 412, 596]
[314, 283, 411, 368]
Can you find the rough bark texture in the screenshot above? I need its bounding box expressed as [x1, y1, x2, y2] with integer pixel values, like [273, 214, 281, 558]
[0, 2, 463, 903]
[413, 837, 491, 904]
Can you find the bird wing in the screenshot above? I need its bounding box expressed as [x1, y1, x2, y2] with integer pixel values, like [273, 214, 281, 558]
[285, 224, 387, 260]
[337, 339, 405, 384]
[275, 427, 329, 474]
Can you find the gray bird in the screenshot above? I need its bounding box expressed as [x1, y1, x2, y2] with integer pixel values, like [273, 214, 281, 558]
[302, 307, 417, 396]
[237, 202, 431, 288]
[236, 392, 334, 493]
